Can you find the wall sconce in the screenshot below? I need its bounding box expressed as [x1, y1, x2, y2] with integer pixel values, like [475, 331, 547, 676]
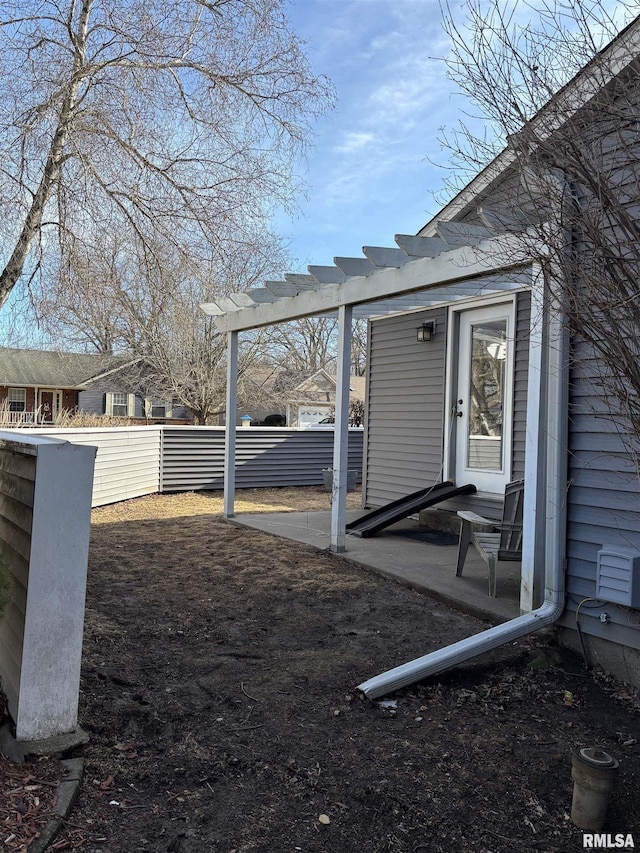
[416, 321, 435, 342]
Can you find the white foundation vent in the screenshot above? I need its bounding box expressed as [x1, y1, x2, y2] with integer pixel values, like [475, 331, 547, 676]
[596, 546, 640, 608]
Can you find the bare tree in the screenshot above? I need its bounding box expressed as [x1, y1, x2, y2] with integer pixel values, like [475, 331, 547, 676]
[440, 0, 640, 448]
[34, 226, 288, 422]
[0, 0, 333, 309]
[265, 317, 339, 376]
[263, 317, 368, 376]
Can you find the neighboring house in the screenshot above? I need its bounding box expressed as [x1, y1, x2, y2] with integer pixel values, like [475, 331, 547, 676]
[204, 18, 640, 687]
[0, 348, 115, 424]
[286, 369, 366, 427]
[0, 347, 192, 424]
[213, 367, 367, 427]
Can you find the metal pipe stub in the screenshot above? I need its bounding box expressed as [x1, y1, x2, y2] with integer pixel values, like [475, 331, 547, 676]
[571, 748, 620, 831]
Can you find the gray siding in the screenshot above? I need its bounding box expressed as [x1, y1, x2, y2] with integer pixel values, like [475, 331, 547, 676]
[161, 427, 364, 491]
[364, 307, 447, 508]
[77, 388, 105, 415]
[561, 339, 640, 651]
[455, 166, 545, 233]
[77, 388, 191, 421]
[0, 441, 35, 719]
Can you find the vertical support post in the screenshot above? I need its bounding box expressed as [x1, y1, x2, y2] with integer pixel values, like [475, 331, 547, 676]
[224, 330, 238, 518]
[8, 438, 96, 741]
[330, 304, 353, 552]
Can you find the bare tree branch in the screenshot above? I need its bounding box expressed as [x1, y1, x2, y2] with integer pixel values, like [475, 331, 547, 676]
[0, 0, 334, 307]
[440, 0, 640, 457]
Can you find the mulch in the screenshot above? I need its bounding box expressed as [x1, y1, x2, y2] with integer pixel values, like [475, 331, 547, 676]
[0, 754, 59, 851]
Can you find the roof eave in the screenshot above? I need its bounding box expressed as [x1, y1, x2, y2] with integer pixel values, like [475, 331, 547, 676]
[419, 15, 640, 235]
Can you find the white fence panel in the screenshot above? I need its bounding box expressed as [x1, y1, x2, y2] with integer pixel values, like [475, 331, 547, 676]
[20, 427, 161, 507]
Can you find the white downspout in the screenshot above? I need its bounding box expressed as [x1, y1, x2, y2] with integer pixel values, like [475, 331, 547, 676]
[357, 266, 570, 699]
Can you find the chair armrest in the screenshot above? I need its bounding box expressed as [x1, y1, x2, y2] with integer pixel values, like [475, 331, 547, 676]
[457, 510, 496, 527]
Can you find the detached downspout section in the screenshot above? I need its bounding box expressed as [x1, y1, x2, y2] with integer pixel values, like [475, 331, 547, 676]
[357, 267, 570, 700]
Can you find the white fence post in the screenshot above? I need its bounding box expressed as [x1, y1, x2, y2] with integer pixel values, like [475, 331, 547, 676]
[0, 433, 96, 741]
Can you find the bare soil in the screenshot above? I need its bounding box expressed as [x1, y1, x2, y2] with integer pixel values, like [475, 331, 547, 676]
[7, 487, 640, 852]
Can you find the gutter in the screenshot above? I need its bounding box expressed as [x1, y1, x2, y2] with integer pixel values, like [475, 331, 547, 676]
[358, 223, 571, 700]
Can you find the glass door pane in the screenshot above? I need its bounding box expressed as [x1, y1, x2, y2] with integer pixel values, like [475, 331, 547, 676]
[467, 318, 507, 471]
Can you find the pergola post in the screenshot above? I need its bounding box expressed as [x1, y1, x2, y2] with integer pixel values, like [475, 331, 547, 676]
[330, 304, 353, 552]
[223, 330, 238, 518]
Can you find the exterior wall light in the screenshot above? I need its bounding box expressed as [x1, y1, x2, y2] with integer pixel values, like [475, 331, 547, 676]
[417, 321, 435, 342]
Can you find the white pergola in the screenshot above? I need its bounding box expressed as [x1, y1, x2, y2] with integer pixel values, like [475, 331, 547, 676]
[201, 223, 537, 554]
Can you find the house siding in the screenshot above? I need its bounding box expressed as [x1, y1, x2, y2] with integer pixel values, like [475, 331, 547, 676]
[560, 339, 640, 651]
[77, 388, 192, 421]
[364, 307, 448, 509]
[77, 388, 104, 415]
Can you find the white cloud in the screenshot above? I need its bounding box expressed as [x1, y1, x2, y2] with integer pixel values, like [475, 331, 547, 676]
[280, 0, 459, 262]
[334, 131, 376, 154]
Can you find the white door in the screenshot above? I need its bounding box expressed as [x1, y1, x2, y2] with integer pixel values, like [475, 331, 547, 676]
[454, 303, 515, 493]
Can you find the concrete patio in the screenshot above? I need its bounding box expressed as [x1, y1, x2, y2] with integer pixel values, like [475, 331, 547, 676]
[231, 509, 521, 624]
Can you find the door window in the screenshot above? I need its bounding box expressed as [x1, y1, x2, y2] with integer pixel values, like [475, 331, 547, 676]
[455, 303, 514, 493]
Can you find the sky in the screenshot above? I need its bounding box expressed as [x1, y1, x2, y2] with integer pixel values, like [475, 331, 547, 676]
[0, 0, 629, 345]
[277, 0, 631, 274]
[277, 0, 463, 272]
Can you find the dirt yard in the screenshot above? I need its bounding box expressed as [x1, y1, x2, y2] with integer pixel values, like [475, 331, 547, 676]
[7, 487, 640, 851]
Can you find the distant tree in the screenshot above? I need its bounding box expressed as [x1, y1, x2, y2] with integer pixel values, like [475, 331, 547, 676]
[0, 0, 333, 308]
[265, 318, 339, 375]
[35, 228, 286, 423]
[348, 398, 365, 427]
[441, 0, 640, 453]
[263, 317, 368, 377]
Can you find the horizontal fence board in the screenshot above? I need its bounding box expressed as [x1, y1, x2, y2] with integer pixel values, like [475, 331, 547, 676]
[19, 428, 161, 507]
[0, 449, 37, 482]
[161, 427, 364, 492]
[0, 470, 35, 509]
[0, 493, 33, 536]
[0, 513, 32, 562]
[0, 441, 35, 717]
